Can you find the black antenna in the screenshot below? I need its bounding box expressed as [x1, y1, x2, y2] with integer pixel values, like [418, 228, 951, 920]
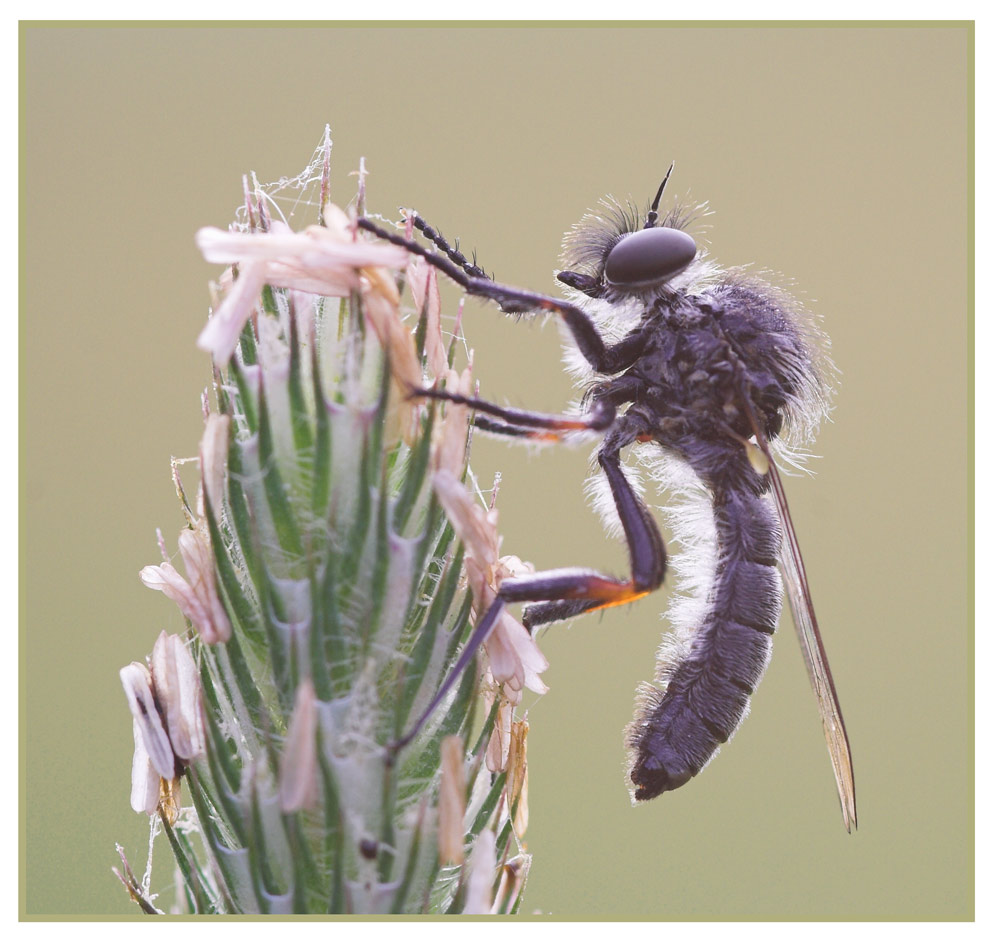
[644, 162, 675, 229]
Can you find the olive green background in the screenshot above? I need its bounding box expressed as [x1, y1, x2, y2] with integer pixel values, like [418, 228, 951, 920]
[21, 24, 971, 919]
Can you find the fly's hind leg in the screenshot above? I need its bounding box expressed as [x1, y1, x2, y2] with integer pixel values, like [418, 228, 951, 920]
[503, 446, 667, 626]
[388, 435, 666, 755]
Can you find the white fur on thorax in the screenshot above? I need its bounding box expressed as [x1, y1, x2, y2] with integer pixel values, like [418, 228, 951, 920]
[556, 256, 722, 389]
[557, 292, 644, 386]
[555, 268, 725, 695]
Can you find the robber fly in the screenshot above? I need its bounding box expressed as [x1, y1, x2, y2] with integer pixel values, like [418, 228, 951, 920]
[359, 167, 857, 832]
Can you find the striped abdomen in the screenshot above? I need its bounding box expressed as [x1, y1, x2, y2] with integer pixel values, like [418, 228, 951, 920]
[628, 470, 782, 801]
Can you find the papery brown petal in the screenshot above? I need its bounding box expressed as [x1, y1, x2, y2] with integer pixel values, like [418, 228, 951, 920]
[159, 775, 182, 827]
[407, 259, 447, 381]
[486, 698, 513, 773]
[432, 369, 472, 480]
[506, 720, 529, 840]
[437, 736, 466, 866]
[363, 291, 422, 391]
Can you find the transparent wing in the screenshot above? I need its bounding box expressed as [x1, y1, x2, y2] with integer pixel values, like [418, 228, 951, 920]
[768, 462, 857, 833]
[738, 392, 857, 834]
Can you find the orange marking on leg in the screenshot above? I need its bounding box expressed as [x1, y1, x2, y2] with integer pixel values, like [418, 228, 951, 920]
[586, 589, 651, 613]
[567, 576, 652, 610]
[544, 417, 603, 432]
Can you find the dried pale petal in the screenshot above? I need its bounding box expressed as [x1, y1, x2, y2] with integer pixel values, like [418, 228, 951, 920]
[196, 219, 409, 368]
[406, 257, 432, 311]
[140, 560, 192, 604]
[250, 266, 360, 298]
[177, 526, 232, 644]
[267, 228, 407, 298]
[513, 767, 529, 842]
[432, 471, 500, 574]
[485, 697, 513, 773]
[497, 554, 534, 581]
[150, 632, 205, 762]
[361, 260, 402, 306]
[279, 680, 318, 813]
[120, 662, 175, 781]
[432, 472, 548, 700]
[432, 365, 475, 480]
[495, 559, 548, 696]
[513, 632, 549, 696]
[196, 258, 267, 366]
[407, 259, 447, 381]
[197, 227, 320, 262]
[129, 718, 160, 815]
[485, 610, 549, 701]
[491, 865, 513, 916]
[363, 290, 422, 391]
[484, 611, 527, 697]
[140, 560, 219, 643]
[462, 561, 492, 620]
[437, 736, 466, 866]
[462, 829, 498, 915]
[321, 202, 352, 238]
[197, 223, 407, 271]
[199, 414, 230, 517]
[141, 525, 231, 645]
[506, 720, 529, 841]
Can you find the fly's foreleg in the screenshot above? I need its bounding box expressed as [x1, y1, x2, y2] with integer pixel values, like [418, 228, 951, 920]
[412, 373, 644, 443]
[413, 386, 616, 441]
[357, 216, 644, 374]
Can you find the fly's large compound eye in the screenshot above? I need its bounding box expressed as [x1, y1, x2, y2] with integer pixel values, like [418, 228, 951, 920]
[604, 227, 697, 288]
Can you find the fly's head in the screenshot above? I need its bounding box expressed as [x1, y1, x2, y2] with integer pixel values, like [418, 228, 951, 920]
[557, 166, 708, 307]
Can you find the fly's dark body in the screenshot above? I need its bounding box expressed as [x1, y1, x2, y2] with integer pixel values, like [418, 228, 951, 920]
[361, 169, 857, 830]
[557, 254, 815, 799]
[588, 287, 800, 798]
